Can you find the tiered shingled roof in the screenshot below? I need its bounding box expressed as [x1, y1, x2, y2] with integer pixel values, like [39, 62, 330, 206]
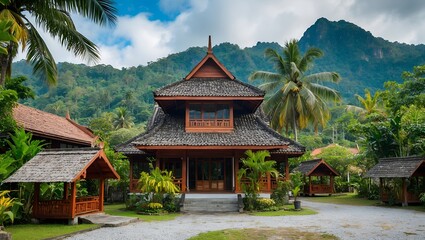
[13, 104, 96, 146]
[4, 148, 119, 183]
[294, 159, 339, 176]
[120, 108, 304, 153]
[364, 156, 425, 178]
[154, 78, 264, 97]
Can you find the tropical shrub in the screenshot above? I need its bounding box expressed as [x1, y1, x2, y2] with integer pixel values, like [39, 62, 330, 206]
[138, 163, 179, 204]
[291, 171, 304, 201]
[420, 193, 425, 207]
[256, 198, 276, 211]
[0, 191, 19, 226]
[238, 150, 278, 211]
[271, 180, 291, 205]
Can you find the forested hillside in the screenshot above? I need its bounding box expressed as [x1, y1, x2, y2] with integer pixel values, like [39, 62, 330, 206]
[12, 18, 425, 125]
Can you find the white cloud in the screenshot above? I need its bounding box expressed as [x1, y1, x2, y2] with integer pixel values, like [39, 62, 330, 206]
[14, 0, 425, 68]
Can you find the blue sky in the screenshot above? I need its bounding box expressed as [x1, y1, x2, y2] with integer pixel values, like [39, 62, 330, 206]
[23, 0, 425, 68]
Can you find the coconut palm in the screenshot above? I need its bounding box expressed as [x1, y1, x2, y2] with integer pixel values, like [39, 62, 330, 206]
[0, 0, 117, 86]
[249, 39, 341, 141]
[346, 89, 385, 119]
[113, 107, 134, 129]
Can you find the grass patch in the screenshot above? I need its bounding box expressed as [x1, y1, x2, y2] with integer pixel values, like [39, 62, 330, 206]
[304, 193, 380, 206]
[5, 223, 98, 240]
[189, 227, 338, 240]
[251, 204, 317, 216]
[104, 203, 180, 222]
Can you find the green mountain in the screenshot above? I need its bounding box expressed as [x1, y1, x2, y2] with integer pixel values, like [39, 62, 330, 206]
[12, 18, 425, 124]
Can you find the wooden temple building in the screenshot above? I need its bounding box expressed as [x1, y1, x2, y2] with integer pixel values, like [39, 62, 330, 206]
[365, 156, 425, 206]
[294, 159, 339, 196]
[4, 148, 119, 223]
[116, 37, 305, 194]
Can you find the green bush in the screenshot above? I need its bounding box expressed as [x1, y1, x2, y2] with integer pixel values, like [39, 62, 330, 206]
[256, 198, 276, 211]
[271, 180, 291, 205]
[419, 193, 425, 207]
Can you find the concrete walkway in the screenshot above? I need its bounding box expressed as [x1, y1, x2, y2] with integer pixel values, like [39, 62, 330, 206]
[79, 213, 138, 227]
[68, 200, 425, 240]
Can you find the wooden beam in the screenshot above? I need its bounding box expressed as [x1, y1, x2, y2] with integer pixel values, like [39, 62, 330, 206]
[234, 151, 241, 193]
[402, 177, 408, 207]
[284, 156, 290, 181]
[99, 179, 105, 212]
[33, 183, 40, 218]
[182, 152, 187, 193]
[70, 182, 77, 219]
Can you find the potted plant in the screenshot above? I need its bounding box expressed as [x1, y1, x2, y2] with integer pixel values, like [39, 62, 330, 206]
[291, 171, 304, 210]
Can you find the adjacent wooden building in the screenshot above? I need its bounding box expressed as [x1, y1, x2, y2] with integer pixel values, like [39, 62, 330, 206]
[12, 104, 96, 148]
[4, 148, 119, 222]
[116, 37, 305, 193]
[294, 159, 339, 196]
[365, 156, 425, 206]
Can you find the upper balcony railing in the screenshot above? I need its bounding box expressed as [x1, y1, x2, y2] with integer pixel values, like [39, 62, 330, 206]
[189, 119, 231, 128]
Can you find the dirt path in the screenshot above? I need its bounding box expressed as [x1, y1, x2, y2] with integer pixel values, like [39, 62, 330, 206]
[67, 200, 425, 240]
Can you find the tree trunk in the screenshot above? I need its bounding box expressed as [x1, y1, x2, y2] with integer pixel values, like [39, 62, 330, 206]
[0, 54, 8, 86]
[292, 104, 298, 142]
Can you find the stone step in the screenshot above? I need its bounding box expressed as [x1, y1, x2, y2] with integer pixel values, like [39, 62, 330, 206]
[182, 198, 240, 213]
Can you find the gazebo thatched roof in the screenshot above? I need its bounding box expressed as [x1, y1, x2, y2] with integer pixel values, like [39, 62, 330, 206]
[294, 159, 339, 176]
[364, 156, 425, 178]
[3, 148, 119, 183]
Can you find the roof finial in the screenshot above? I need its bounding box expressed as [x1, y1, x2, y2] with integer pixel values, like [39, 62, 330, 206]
[207, 35, 212, 54]
[65, 110, 70, 119]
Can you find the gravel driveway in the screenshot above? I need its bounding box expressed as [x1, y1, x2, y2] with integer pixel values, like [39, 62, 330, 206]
[67, 199, 425, 240]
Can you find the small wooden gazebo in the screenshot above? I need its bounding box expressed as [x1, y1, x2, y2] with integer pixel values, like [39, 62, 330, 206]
[365, 156, 425, 206]
[294, 159, 339, 196]
[4, 148, 119, 223]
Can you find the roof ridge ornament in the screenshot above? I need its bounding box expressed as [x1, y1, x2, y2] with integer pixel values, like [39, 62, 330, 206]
[207, 35, 212, 54]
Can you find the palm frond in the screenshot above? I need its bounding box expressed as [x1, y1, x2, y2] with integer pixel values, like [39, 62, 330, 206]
[26, 24, 57, 86]
[303, 72, 340, 83]
[249, 71, 282, 82]
[34, 8, 100, 63]
[54, 0, 117, 26]
[264, 48, 287, 75]
[299, 47, 323, 72]
[307, 82, 341, 102]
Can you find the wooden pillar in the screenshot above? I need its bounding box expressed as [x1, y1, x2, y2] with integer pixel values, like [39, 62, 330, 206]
[63, 183, 69, 200]
[129, 158, 134, 192]
[330, 176, 334, 193]
[70, 182, 77, 218]
[99, 179, 105, 212]
[285, 156, 290, 181]
[267, 172, 271, 192]
[309, 176, 312, 195]
[234, 151, 240, 193]
[155, 157, 161, 168]
[379, 178, 383, 201]
[181, 152, 187, 192]
[402, 177, 408, 207]
[33, 183, 40, 218]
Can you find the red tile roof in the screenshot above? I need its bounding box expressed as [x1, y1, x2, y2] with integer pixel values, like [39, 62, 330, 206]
[13, 104, 96, 146]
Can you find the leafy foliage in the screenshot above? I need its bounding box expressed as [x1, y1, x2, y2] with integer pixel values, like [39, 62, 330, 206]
[138, 162, 179, 203]
[249, 39, 341, 140]
[238, 150, 278, 210]
[0, 190, 19, 226]
[0, 0, 117, 86]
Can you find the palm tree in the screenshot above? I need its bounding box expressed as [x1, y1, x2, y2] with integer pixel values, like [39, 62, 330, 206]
[249, 39, 341, 141]
[346, 89, 385, 119]
[0, 0, 117, 86]
[113, 107, 134, 129]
